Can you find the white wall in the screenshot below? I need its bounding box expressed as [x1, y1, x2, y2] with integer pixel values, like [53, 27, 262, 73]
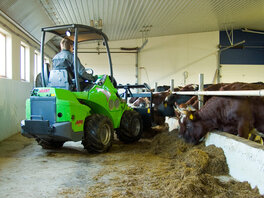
[78, 39, 141, 85]
[0, 15, 55, 141]
[0, 79, 32, 141]
[139, 32, 219, 87]
[79, 31, 219, 88]
[221, 64, 264, 83]
[80, 31, 263, 89]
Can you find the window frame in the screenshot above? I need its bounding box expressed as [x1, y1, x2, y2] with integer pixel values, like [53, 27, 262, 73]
[20, 42, 30, 82]
[20, 44, 26, 81]
[0, 32, 7, 78]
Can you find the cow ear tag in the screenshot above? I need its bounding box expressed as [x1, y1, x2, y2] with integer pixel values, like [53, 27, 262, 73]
[164, 103, 167, 108]
[147, 108, 151, 114]
[189, 114, 194, 120]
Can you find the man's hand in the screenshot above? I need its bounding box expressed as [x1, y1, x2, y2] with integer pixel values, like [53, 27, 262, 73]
[93, 75, 98, 81]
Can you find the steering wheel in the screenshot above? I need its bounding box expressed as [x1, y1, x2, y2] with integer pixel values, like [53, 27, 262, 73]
[85, 68, 94, 75]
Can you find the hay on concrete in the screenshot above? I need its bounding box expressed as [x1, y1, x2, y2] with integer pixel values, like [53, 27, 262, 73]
[61, 129, 263, 198]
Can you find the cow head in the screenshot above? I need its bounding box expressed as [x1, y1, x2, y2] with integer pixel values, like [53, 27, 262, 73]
[175, 103, 195, 135]
[176, 106, 207, 144]
[181, 116, 207, 144]
[152, 89, 172, 107]
[175, 103, 196, 120]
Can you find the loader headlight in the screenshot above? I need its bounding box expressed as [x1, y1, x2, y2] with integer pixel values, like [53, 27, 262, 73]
[66, 30, 71, 37]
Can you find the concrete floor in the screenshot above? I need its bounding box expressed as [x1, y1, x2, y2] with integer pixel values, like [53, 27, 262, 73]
[1, 132, 263, 198]
[0, 133, 154, 198]
[0, 134, 99, 197]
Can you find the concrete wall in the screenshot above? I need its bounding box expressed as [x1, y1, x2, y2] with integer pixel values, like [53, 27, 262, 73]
[0, 15, 55, 141]
[80, 31, 264, 89]
[78, 39, 141, 85]
[206, 132, 264, 195]
[0, 79, 32, 141]
[79, 31, 219, 88]
[220, 64, 264, 83]
[139, 31, 219, 87]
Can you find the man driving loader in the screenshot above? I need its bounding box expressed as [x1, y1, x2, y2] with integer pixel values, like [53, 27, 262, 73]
[52, 38, 97, 90]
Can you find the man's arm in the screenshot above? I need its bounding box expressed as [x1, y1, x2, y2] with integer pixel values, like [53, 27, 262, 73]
[76, 57, 95, 81]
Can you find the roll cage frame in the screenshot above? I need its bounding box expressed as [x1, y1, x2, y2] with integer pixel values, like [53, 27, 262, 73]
[40, 24, 113, 92]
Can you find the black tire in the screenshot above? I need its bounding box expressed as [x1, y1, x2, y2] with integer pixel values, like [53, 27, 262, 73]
[116, 110, 143, 143]
[82, 114, 114, 153]
[36, 138, 65, 149]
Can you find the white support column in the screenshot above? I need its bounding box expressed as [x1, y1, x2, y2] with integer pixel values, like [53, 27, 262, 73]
[170, 79, 174, 92]
[198, 73, 204, 109]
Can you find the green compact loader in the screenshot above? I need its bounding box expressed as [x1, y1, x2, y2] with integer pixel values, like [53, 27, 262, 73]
[21, 24, 143, 153]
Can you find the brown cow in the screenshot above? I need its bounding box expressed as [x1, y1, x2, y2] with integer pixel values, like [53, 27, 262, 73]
[179, 96, 264, 144]
[129, 90, 171, 107]
[166, 84, 199, 107]
[220, 82, 264, 91]
[132, 97, 150, 107]
[182, 82, 264, 110]
[185, 83, 228, 109]
[168, 83, 228, 118]
[129, 97, 139, 104]
[152, 89, 171, 106]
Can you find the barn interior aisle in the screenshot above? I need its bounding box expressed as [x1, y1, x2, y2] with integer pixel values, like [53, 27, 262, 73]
[0, 129, 262, 198]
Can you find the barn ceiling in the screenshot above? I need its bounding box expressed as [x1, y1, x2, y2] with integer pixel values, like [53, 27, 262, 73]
[1, 0, 264, 45]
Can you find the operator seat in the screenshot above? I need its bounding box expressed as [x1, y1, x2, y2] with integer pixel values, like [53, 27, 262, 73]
[47, 68, 75, 91]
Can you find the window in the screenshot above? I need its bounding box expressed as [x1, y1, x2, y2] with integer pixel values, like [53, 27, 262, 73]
[20, 42, 29, 81]
[0, 32, 6, 77]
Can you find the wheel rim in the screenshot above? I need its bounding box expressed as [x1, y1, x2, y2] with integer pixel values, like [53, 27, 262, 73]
[100, 123, 112, 145]
[131, 118, 141, 136]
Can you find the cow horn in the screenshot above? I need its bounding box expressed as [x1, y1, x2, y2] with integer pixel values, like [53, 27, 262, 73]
[187, 105, 196, 112]
[174, 105, 180, 113]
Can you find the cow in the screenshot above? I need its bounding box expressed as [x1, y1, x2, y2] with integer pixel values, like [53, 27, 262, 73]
[178, 96, 264, 145]
[166, 84, 199, 106]
[185, 83, 228, 109]
[166, 83, 224, 108]
[150, 85, 171, 92]
[127, 90, 171, 126]
[178, 82, 264, 111]
[152, 89, 171, 106]
[165, 83, 227, 119]
[130, 89, 171, 107]
[131, 97, 150, 108]
[129, 97, 139, 104]
[157, 85, 170, 92]
[220, 82, 264, 91]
